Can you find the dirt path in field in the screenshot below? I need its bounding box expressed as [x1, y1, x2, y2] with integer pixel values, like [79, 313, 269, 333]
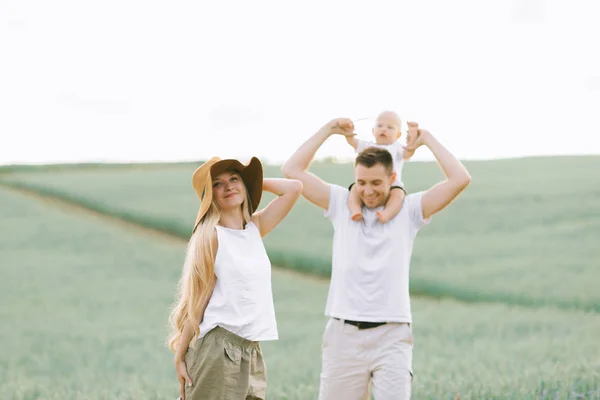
[1, 182, 328, 283]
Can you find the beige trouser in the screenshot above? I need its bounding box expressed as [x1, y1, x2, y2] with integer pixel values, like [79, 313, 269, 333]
[318, 317, 414, 400]
[183, 326, 267, 400]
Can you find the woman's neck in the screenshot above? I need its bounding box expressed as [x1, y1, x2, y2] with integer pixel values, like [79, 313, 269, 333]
[218, 210, 246, 230]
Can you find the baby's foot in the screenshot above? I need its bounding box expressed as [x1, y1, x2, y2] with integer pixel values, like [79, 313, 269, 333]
[351, 211, 363, 222]
[376, 210, 393, 223]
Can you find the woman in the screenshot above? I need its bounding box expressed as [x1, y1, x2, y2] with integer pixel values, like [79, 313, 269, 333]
[167, 156, 303, 400]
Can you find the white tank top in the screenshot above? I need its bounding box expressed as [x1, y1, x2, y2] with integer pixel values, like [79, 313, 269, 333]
[198, 221, 279, 341]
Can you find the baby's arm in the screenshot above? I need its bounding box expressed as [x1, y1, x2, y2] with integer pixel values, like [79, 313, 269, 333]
[346, 135, 359, 150]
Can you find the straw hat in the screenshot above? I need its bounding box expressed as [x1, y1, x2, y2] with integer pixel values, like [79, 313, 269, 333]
[191, 156, 263, 233]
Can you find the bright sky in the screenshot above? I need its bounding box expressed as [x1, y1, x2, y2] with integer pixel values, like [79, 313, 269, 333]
[1, 0, 599, 165]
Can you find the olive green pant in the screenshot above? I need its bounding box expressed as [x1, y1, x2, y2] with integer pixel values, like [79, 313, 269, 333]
[184, 326, 267, 400]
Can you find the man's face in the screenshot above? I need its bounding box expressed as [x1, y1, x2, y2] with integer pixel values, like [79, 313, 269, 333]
[355, 163, 396, 209]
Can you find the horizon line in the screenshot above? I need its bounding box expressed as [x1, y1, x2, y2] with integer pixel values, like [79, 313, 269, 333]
[1, 153, 600, 169]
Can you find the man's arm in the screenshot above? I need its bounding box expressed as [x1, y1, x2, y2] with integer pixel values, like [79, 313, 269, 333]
[409, 130, 472, 219]
[281, 118, 355, 210]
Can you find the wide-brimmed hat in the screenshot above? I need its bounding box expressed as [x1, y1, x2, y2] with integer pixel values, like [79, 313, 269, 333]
[191, 156, 263, 233]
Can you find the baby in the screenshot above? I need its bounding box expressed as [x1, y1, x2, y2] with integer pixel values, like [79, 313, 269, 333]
[345, 111, 419, 223]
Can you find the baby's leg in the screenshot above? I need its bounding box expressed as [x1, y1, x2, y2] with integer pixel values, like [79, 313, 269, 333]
[376, 188, 406, 223]
[348, 184, 363, 221]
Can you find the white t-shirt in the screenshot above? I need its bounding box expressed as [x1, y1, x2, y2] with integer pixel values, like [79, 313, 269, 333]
[323, 184, 430, 323]
[199, 221, 279, 341]
[356, 139, 405, 187]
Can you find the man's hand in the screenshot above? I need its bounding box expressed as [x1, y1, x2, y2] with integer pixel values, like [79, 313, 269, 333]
[406, 122, 419, 146]
[325, 118, 355, 137]
[404, 122, 432, 154]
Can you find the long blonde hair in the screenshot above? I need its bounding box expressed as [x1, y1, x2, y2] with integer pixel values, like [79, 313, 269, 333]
[167, 176, 254, 353]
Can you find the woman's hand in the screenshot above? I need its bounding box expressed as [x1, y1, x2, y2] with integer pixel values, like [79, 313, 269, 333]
[175, 358, 193, 400]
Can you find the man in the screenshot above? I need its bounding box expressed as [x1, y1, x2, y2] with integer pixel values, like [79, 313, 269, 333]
[281, 118, 471, 399]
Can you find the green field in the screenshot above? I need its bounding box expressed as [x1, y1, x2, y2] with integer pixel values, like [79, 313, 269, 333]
[2, 183, 600, 399]
[2, 156, 600, 312]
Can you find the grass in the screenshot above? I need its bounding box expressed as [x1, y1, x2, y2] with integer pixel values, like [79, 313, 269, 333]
[1, 185, 600, 399]
[2, 156, 599, 313]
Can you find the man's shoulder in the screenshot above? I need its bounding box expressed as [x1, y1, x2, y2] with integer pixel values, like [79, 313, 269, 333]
[330, 184, 350, 208]
[403, 192, 424, 210]
[356, 138, 374, 151]
[406, 191, 423, 201]
[330, 183, 349, 197]
[401, 191, 430, 228]
[325, 184, 350, 219]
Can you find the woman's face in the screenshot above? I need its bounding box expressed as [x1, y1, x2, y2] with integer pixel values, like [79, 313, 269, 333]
[212, 170, 247, 211]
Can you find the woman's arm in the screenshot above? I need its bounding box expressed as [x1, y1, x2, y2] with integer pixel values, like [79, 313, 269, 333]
[174, 321, 195, 364]
[174, 279, 216, 398]
[174, 320, 194, 398]
[252, 178, 303, 237]
[174, 235, 217, 398]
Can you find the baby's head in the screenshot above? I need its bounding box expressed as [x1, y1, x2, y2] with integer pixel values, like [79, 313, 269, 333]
[372, 111, 402, 145]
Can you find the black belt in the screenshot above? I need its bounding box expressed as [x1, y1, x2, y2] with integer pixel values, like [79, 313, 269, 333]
[335, 318, 387, 330]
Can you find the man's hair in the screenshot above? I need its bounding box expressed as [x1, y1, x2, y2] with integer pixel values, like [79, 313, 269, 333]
[355, 147, 394, 175]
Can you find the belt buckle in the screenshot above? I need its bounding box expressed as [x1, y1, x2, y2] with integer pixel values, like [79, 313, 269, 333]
[350, 320, 368, 330]
[355, 320, 385, 330]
